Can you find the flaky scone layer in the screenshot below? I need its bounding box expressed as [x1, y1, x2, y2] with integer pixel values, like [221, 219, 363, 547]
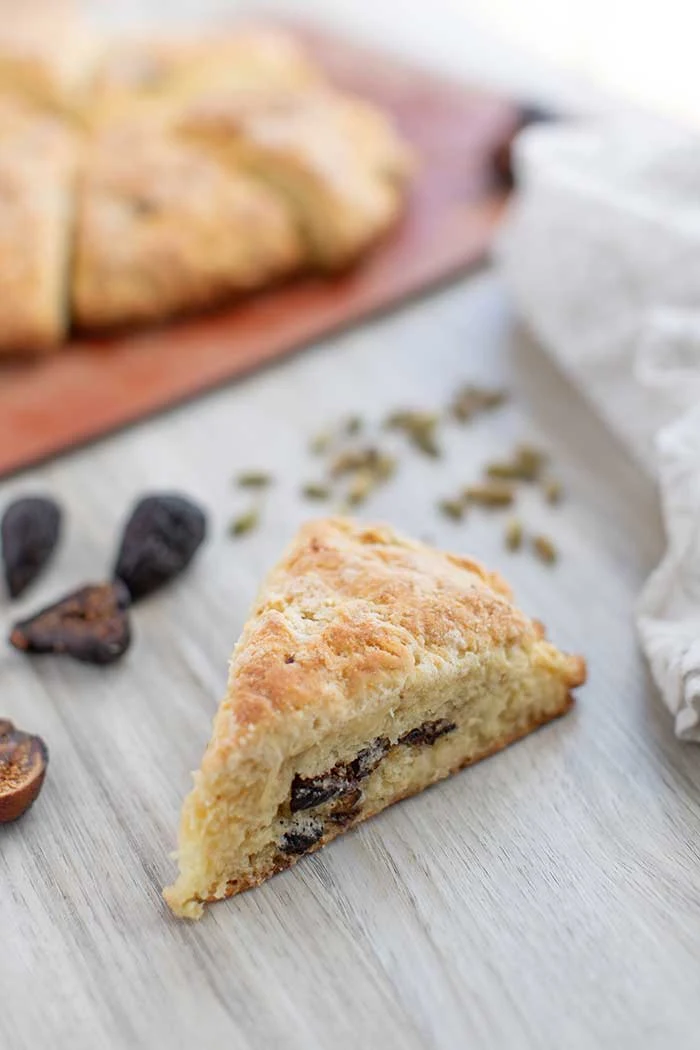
[165, 518, 585, 918]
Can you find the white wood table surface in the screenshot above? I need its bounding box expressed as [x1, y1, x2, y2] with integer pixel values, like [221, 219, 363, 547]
[3, 5, 700, 1049]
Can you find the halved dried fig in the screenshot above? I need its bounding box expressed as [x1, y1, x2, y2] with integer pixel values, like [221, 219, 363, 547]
[9, 581, 131, 665]
[0, 720, 48, 823]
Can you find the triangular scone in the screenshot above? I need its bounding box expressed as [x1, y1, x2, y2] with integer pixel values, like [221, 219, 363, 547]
[165, 518, 585, 919]
[0, 103, 77, 354]
[89, 26, 320, 129]
[178, 88, 413, 269]
[72, 124, 304, 329]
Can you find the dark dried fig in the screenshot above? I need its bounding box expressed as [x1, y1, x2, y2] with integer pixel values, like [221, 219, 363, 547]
[0, 720, 49, 823]
[399, 719, 457, 747]
[290, 770, 356, 813]
[349, 737, 391, 780]
[113, 494, 207, 601]
[279, 820, 324, 855]
[1, 496, 62, 599]
[10, 581, 131, 665]
[327, 787, 362, 826]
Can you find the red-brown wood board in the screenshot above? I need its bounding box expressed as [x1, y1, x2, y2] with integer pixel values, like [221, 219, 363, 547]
[0, 25, 520, 478]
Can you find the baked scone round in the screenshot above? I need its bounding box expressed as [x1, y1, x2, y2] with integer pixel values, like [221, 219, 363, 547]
[0, 22, 413, 348]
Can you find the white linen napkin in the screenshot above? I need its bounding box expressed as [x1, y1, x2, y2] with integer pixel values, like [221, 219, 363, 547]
[498, 119, 700, 740]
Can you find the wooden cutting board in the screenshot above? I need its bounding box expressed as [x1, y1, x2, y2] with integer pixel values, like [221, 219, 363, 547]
[0, 24, 520, 479]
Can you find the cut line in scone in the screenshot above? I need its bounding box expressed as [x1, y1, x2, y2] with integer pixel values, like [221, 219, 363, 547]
[177, 87, 414, 269]
[72, 124, 304, 330]
[164, 517, 585, 919]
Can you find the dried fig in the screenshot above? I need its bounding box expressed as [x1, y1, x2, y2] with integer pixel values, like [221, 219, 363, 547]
[399, 719, 456, 747]
[290, 771, 355, 813]
[279, 820, 324, 855]
[2, 496, 62, 598]
[10, 581, 131, 665]
[113, 494, 207, 601]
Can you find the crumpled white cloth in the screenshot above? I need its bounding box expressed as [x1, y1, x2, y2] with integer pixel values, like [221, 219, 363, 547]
[498, 119, 700, 740]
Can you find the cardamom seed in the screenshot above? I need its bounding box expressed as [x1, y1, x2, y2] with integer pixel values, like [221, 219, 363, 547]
[310, 430, 333, 456]
[464, 482, 514, 507]
[236, 471, 272, 488]
[438, 498, 466, 521]
[514, 444, 546, 481]
[532, 534, 557, 564]
[329, 447, 395, 480]
[346, 470, 375, 506]
[329, 449, 369, 478]
[229, 508, 259, 537]
[543, 478, 563, 504]
[451, 385, 507, 422]
[385, 409, 439, 431]
[485, 461, 522, 481]
[412, 428, 441, 458]
[302, 483, 331, 501]
[386, 410, 441, 457]
[372, 452, 397, 481]
[504, 518, 523, 551]
[485, 444, 546, 483]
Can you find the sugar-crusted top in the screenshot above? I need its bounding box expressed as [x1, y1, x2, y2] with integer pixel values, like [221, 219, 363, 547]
[207, 518, 585, 760]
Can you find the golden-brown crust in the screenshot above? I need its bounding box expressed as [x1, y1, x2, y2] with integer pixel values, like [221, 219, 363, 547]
[0, 103, 77, 354]
[72, 124, 304, 329]
[201, 691, 575, 904]
[178, 88, 413, 268]
[204, 517, 584, 764]
[0, 24, 413, 338]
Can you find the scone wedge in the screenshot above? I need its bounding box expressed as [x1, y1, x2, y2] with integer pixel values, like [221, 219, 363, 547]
[178, 88, 413, 269]
[165, 518, 585, 919]
[0, 103, 77, 354]
[73, 124, 303, 329]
